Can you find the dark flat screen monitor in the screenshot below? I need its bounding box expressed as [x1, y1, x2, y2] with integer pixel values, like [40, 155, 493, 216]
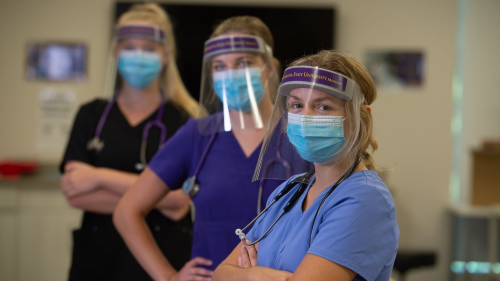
[116, 3, 335, 100]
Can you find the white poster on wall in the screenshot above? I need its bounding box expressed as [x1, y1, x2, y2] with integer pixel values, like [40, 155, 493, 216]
[35, 88, 77, 153]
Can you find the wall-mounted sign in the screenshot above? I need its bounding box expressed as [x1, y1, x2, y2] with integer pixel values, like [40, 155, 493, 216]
[36, 88, 77, 152]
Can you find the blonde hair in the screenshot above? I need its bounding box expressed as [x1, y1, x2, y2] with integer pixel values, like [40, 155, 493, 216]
[289, 50, 379, 172]
[209, 16, 281, 99]
[117, 3, 201, 118]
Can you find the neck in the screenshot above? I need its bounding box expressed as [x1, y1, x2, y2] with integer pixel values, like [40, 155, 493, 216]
[312, 159, 367, 191]
[118, 81, 161, 107]
[229, 94, 274, 131]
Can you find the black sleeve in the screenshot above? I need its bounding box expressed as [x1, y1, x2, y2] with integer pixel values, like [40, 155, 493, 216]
[59, 100, 103, 173]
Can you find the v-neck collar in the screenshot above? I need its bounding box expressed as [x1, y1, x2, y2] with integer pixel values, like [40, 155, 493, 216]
[227, 131, 263, 160]
[114, 101, 161, 129]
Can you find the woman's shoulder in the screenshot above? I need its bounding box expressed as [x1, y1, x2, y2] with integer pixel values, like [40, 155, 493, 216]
[167, 113, 222, 141]
[77, 98, 108, 116]
[336, 170, 395, 211]
[197, 112, 224, 135]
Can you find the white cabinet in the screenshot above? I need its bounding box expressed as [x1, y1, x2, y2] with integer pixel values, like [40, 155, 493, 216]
[0, 173, 82, 281]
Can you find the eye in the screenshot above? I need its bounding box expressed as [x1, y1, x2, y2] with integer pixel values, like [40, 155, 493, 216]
[123, 44, 136, 50]
[317, 105, 332, 111]
[238, 60, 252, 67]
[291, 103, 303, 109]
[213, 64, 226, 71]
[143, 46, 156, 52]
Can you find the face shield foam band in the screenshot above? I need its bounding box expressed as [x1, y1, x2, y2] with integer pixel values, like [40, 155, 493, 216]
[116, 25, 166, 44]
[203, 35, 269, 61]
[278, 66, 359, 101]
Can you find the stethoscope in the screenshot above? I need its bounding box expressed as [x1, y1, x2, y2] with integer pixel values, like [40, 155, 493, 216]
[235, 157, 362, 246]
[256, 133, 291, 214]
[182, 127, 292, 216]
[87, 93, 167, 171]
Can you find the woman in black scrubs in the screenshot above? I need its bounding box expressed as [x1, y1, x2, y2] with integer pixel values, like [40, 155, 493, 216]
[59, 4, 198, 280]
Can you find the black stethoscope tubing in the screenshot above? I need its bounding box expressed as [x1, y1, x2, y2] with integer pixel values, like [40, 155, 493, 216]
[236, 158, 362, 247]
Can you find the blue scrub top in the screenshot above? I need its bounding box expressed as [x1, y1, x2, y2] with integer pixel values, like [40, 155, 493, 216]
[247, 170, 399, 281]
[149, 115, 283, 270]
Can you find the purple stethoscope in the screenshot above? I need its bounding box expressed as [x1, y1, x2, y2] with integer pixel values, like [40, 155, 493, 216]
[87, 93, 167, 171]
[182, 128, 291, 215]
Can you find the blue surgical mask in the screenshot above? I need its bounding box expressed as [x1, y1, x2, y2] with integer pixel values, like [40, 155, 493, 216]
[118, 50, 162, 89]
[212, 67, 265, 112]
[286, 112, 346, 165]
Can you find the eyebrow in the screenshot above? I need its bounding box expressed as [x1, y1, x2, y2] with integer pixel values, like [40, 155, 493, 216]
[212, 54, 257, 64]
[289, 94, 335, 103]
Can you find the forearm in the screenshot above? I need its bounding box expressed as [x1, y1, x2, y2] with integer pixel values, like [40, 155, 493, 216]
[97, 168, 188, 210]
[67, 189, 121, 214]
[156, 189, 190, 210]
[114, 199, 177, 281]
[96, 168, 139, 195]
[213, 264, 257, 281]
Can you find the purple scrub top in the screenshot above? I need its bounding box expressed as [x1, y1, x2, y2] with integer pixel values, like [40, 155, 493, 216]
[149, 114, 284, 270]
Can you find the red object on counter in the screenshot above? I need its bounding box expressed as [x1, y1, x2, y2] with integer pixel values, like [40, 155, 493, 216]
[0, 161, 38, 177]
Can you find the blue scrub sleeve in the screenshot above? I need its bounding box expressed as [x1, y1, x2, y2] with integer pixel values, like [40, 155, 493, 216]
[307, 184, 398, 281]
[148, 118, 196, 190]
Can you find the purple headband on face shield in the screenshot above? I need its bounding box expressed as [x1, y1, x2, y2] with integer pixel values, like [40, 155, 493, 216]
[278, 66, 359, 101]
[203, 35, 269, 60]
[116, 25, 166, 44]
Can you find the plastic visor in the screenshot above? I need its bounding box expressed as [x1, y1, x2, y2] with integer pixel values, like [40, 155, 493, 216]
[198, 35, 279, 135]
[253, 66, 364, 183]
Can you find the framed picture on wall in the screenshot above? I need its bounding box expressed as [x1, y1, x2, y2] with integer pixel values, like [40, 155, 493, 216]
[25, 42, 87, 82]
[365, 50, 424, 89]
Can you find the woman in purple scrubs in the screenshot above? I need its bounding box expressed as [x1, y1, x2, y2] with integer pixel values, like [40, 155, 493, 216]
[114, 16, 284, 281]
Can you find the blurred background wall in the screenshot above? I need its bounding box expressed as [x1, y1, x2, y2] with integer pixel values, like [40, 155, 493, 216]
[0, 0, 499, 280]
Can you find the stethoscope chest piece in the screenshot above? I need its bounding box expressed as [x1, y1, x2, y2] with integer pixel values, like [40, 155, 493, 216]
[87, 137, 104, 152]
[182, 176, 200, 197]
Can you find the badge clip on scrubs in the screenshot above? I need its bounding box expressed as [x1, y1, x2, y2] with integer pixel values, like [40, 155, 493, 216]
[238, 65, 364, 246]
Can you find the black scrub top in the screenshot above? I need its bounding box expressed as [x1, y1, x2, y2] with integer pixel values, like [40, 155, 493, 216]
[60, 98, 192, 281]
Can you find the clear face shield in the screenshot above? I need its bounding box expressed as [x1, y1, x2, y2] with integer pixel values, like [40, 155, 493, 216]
[102, 25, 167, 99]
[198, 35, 279, 134]
[253, 66, 364, 184]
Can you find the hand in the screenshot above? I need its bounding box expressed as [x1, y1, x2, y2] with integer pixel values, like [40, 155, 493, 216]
[238, 240, 259, 268]
[61, 161, 101, 198]
[169, 257, 213, 281]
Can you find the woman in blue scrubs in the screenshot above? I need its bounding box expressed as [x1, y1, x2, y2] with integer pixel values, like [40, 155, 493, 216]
[114, 16, 284, 281]
[213, 50, 399, 281]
